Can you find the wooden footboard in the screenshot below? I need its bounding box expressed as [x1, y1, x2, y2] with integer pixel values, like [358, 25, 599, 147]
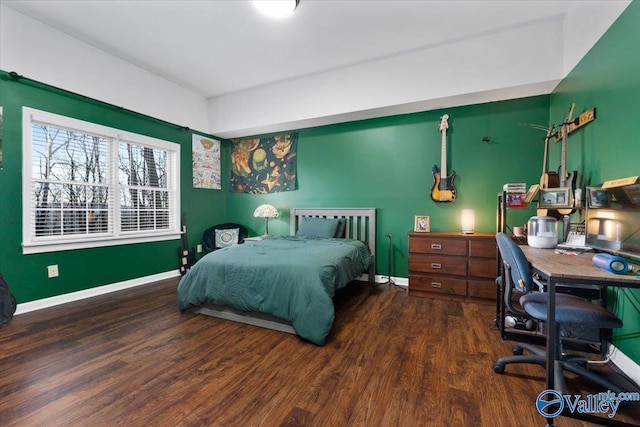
[194, 304, 296, 335]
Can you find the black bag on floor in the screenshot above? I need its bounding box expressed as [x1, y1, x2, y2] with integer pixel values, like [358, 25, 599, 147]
[1, 272, 17, 327]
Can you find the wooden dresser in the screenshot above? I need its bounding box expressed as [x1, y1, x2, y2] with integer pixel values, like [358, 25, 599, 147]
[408, 232, 497, 303]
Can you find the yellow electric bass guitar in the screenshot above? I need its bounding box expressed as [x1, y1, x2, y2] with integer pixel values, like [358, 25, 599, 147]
[431, 114, 457, 202]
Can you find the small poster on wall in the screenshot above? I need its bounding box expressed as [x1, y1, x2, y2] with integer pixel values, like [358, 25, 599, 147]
[192, 135, 221, 189]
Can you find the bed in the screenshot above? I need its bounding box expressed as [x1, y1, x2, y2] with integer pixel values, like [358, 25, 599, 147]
[177, 207, 376, 345]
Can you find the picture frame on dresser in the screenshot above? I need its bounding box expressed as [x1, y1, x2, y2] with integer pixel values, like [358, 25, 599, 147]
[414, 215, 430, 232]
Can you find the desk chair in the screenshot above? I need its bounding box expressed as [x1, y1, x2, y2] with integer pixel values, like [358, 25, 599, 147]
[493, 232, 624, 394]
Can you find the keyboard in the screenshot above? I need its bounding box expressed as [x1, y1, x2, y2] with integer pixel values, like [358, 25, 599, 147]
[556, 243, 593, 253]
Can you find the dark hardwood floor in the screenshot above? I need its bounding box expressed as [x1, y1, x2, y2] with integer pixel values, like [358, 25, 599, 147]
[1, 278, 638, 426]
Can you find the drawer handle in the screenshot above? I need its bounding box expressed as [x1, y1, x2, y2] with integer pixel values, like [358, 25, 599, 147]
[431, 263, 442, 269]
[431, 244, 442, 250]
[431, 282, 442, 288]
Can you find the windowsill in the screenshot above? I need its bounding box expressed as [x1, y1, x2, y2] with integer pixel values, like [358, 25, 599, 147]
[22, 232, 182, 254]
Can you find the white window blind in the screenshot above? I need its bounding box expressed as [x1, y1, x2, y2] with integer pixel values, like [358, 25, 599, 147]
[22, 107, 181, 254]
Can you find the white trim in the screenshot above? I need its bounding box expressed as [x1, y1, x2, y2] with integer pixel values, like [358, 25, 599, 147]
[15, 270, 180, 315]
[609, 343, 640, 387]
[374, 275, 408, 287]
[22, 231, 182, 254]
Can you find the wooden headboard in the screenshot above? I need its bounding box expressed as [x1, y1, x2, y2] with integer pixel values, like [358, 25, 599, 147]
[290, 208, 376, 281]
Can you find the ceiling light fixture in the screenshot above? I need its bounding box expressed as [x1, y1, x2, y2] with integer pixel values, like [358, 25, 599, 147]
[253, 0, 299, 19]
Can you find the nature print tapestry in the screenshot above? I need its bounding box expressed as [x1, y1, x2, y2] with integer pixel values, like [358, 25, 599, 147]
[230, 131, 298, 194]
[192, 135, 221, 189]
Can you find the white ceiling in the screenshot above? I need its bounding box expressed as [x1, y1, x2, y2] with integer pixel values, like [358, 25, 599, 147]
[2, 0, 579, 99]
[0, 0, 630, 137]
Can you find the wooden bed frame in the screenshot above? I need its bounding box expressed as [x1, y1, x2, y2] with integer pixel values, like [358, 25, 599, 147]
[194, 207, 377, 336]
[290, 207, 376, 282]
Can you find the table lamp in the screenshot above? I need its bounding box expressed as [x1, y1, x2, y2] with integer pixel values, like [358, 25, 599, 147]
[253, 203, 279, 236]
[461, 209, 475, 234]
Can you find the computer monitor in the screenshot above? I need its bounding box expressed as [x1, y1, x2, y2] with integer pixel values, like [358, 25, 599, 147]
[586, 208, 640, 260]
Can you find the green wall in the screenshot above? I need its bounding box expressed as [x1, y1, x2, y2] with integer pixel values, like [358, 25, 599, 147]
[549, 2, 640, 363]
[226, 96, 550, 278]
[1, 1, 637, 366]
[0, 71, 226, 303]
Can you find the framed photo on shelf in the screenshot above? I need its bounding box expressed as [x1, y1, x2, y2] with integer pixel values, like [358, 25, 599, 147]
[587, 186, 609, 208]
[414, 215, 430, 232]
[539, 187, 572, 208]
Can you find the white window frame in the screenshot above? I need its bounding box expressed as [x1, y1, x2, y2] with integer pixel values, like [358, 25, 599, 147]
[22, 107, 181, 254]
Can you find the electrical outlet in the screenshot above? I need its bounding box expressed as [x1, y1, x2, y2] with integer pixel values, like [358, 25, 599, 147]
[47, 264, 59, 278]
[197, 244, 203, 253]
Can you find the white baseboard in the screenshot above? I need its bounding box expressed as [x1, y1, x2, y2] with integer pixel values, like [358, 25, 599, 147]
[15, 270, 180, 315]
[609, 343, 640, 388]
[374, 275, 408, 287]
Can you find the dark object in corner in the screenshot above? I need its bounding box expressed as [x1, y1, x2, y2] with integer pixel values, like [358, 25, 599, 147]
[202, 223, 249, 252]
[1, 272, 17, 327]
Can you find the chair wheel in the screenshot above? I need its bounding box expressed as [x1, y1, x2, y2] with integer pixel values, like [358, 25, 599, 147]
[493, 363, 505, 374]
[512, 346, 524, 355]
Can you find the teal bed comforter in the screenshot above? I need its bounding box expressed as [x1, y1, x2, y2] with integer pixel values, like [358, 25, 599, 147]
[177, 236, 373, 345]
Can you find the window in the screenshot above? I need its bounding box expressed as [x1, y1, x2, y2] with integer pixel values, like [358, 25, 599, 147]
[22, 107, 181, 254]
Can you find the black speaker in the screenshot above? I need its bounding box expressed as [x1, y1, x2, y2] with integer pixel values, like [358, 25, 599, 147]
[505, 313, 536, 330]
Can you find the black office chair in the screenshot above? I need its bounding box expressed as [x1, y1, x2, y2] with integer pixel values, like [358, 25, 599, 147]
[202, 223, 249, 252]
[493, 232, 624, 394]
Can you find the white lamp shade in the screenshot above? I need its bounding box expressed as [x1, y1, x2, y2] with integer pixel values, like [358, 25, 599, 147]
[461, 209, 475, 234]
[253, 204, 279, 218]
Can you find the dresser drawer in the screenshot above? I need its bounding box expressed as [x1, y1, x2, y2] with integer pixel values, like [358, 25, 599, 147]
[467, 279, 498, 300]
[409, 275, 467, 296]
[469, 239, 496, 258]
[409, 255, 467, 276]
[409, 236, 468, 256]
[469, 257, 497, 279]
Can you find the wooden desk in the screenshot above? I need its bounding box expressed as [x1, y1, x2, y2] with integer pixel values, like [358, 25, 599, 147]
[520, 246, 640, 426]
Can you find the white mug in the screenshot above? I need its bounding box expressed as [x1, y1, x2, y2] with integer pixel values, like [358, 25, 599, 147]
[513, 226, 525, 237]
